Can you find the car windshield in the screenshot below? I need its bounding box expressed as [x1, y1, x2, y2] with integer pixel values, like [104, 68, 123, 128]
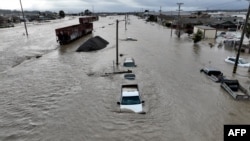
[239, 59, 248, 64]
[124, 74, 136, 80]
[229, 58, 235, 62]
[121, 96, 140, 105]
[124, 62, 135, 67]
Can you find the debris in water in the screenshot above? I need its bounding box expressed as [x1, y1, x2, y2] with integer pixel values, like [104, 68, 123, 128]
[76, 36, 109, 52]
[101, 70, 133, 77]
[121, 37, 138, 41]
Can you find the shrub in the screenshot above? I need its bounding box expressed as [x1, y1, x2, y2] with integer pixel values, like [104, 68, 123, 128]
[193, 29, 203, 43]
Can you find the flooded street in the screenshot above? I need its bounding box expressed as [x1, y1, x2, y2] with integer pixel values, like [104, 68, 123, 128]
[1, 15, 250, 141]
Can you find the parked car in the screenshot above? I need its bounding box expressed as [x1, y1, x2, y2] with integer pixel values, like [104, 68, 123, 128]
[117, 84, 145, 113]
[224, 57, 250, 68]
[123, 57, 136, 67]
[217, 31, 226, 37]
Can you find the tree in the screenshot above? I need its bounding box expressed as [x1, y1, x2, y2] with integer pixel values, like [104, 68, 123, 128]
[84, 9, 92, 15]
[185, 24, 193, 36]
[186, 29, 193, 36]
[193, 29, 203, 43]
[165, 22, 171, 27]
[59, 10, 65, 18]
[197, 11, 202, 17]
[146, 15, 157, 22]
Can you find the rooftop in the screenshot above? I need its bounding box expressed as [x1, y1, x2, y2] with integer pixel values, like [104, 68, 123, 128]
[195, 25, 216, 30]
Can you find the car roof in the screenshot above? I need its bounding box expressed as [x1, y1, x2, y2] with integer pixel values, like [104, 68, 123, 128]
[228, 56, 243, 60]
[204, 67, 220, 71]
[122, 91, 139, 97]
[124, 58, 134, 62]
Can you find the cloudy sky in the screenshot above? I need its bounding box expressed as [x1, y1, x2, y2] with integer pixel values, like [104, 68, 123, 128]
[0, 0, 249, 13]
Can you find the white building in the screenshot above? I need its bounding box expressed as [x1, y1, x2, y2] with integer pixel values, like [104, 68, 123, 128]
[194, 26, 217, 39]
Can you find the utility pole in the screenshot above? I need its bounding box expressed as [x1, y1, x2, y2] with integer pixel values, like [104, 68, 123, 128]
[20, 0, 28, 37]
[160, 6, 162, 22]
[125, 14, 127, 30]
[160, 6, 162, 15]
[177, 3, 183, 38]
[233, 0, 250, 73]
[116, 20, 119, 66]
[171, 10, 173, 37]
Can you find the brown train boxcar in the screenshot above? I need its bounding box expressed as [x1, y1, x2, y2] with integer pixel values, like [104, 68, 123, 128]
[79, 16, 99, 24]
[55, 16, 98, 45]
[55, 22, 93, 45]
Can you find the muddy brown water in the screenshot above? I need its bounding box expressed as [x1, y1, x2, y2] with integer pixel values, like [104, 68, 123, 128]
[1, 15, 250, 141]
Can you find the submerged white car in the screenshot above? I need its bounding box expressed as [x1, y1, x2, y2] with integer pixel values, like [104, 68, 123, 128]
[225, 57, 250, 68]
[117, 84, 145, 113]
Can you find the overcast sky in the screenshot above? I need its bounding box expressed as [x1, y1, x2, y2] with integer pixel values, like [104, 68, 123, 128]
[1, 0, 249, 13]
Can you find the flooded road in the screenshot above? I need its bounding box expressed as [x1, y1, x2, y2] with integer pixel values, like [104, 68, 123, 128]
[1, 15, 250, 141]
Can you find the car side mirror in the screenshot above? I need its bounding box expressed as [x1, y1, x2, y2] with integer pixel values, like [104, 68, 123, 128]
[141, 101, 145, 104]
[200, 69, 203, 73]
[117, 102, 120, 105]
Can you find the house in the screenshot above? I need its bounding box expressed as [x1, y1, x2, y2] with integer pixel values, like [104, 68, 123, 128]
[0, 16, 10, 28]
[194, 26, 217, 39]
[210, 20, 237, 30]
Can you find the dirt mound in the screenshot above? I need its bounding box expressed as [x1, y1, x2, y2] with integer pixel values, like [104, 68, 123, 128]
[76, 36, 109, 52]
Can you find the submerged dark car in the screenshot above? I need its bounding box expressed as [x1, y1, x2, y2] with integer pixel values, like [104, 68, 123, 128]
[200, 67, 224, 82]
[124, 73, 136, 80]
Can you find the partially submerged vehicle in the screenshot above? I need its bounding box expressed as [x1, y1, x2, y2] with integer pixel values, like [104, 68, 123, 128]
[123, 58, 136, 67]
[224, 56, 250, 68]
[221, 79, 250, 100]
[200, 67, 225, 82]
[117, 84, 145, 113]
[124, 73, 136, 80]
[125, 37, 137, 41]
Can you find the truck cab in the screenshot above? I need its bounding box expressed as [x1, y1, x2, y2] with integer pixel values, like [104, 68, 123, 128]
[117, 84, 144, 113]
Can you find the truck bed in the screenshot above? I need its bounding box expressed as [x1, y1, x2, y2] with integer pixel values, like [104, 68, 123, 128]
[121, 84, 139, 96]
[221, 80, 250, 100]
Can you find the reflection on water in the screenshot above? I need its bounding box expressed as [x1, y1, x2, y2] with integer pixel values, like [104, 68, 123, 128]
[193, 43, 200, 55]
[1, 15, 250, 141]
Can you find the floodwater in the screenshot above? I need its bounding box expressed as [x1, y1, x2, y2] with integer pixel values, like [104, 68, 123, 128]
[1, 15, 250, 141]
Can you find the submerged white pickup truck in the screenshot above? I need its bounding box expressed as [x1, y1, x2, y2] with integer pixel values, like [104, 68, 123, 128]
[117, 84, 145, 113]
